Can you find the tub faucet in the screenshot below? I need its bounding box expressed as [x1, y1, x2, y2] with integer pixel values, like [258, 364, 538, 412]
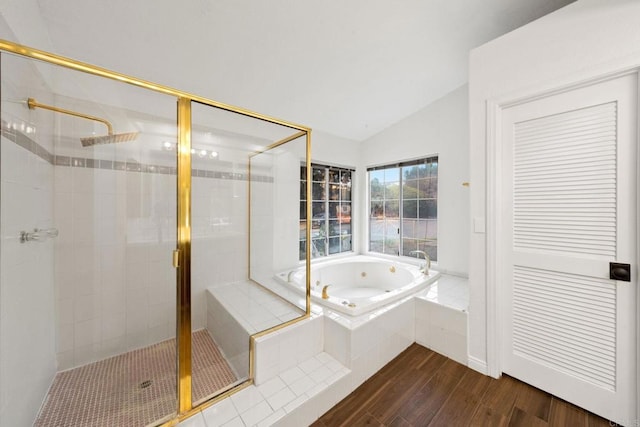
[287, 270, 295, 283]
[409, 250, 431, 275]
[322, 285, 331, 299]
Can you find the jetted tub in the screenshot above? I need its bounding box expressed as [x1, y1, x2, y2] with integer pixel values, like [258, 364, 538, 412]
[276, 255, 440, 316]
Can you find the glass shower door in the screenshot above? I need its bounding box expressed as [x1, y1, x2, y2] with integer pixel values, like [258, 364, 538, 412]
[0, 51, 179, 426]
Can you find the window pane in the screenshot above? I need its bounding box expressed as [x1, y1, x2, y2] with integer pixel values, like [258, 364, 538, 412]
[312, 202, 325, 219]
[300, 166, 307, 180]
[429, 161, 438, 177]
[403, 165, 420, 180]
[328, 202, 340, 219]
[385, 200, 399, 218]
[341, 235, 352, 252]
[341, 170, 351, 184]
[341, 222, 352, 235]
[340, 184, 351, 200]
[338, 203, 351, 224]
[300, 181, 307, 200]
[300, 201, 306, 220]
[418, 240, 437, 262]
[328, 237, 341, 254]
[383, 236, 399, 256]
[418, 200, 437, 219]
[426, 220, 437, 239]
[312, 167, 325, 181]
[420, 177, 437, 198]
[402, 219, 416, 238]
[299, 240, 306, 260]
[402, 179, 420, 199]
[370, 218, 384, 240]
[370, 178, 384, 200]
[403, 200, 418, 219]
[417, 163, 428, 178]
[328, 169, 340, 183]
[311, 238, 326, 257]
[299, 220, 306, 239]
[370, 201, 384, 218]
[311, 219, 323, 238]
[328, 220, 340, 237]
[328, 184, 340, 200]
[384, 167, 400, 183]
[402, 238, 418, 256]
[312, 182, 325, 200]
[385, 182, 400, 199]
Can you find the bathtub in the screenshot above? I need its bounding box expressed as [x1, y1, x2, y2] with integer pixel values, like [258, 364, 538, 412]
[276, 255, 440, 316]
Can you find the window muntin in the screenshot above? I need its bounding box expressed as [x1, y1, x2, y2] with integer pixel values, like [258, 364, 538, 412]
[300, 164, 353, 260]
[368, 157, 438, 261]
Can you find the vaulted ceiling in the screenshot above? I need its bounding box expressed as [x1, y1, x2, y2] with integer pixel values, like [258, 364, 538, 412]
[3, 0, 575, 141]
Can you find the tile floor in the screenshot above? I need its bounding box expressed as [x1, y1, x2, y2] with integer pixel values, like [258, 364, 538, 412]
[180, 352, 349, 427]
[35, 330, 237, 427]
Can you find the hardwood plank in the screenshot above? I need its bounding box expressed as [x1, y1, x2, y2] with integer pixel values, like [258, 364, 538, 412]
[455, 367, 492, 397]
[403, 371, 463, 425]
[479, 375, 521, 417]
[388, 415, 412, 427]
[509, 407, 548, 427]
[349, 412, 384, 427]
[469, 404, 510, 427]
[513, 378, 552, 422]
[367, 365, 435, 423]
[549, 398, 587, 426]
[588, 412, 618, 426]
[318, 375, 390, 427]
[429, 387, 481, 426]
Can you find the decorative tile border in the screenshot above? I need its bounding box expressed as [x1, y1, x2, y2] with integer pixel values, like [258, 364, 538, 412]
[1, 120, 273, 182]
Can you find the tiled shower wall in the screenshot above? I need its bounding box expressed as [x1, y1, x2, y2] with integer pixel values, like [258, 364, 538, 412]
[0, 118, 57, 425]
[53, 164, 177, 370]
[53, 154, 263, 369]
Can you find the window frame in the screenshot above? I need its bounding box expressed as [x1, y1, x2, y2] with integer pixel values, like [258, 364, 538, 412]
[299, 163, 354, 260]
[367, 156, 438, 261]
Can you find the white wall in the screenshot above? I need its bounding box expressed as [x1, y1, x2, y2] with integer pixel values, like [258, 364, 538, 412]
[358, 84, 470, 276]
[468, 0, 640, 373]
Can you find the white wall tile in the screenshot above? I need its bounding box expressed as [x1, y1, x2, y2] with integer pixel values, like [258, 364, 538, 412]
[202, 396, 239, 427]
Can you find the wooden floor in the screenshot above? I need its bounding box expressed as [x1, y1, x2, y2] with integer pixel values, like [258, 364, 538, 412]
[313, 343, 614, 427]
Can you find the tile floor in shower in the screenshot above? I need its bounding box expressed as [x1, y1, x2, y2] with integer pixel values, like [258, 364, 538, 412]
[34, 329, 240, 427]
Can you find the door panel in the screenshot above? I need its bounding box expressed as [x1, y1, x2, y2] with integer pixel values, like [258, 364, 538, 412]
[501, 74, 637, 424]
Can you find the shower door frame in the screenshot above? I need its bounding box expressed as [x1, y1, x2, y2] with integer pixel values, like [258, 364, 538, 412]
[0, 39, 312, 425]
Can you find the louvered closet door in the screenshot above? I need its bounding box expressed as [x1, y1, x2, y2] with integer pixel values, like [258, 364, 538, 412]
[501, 74, 637, 424]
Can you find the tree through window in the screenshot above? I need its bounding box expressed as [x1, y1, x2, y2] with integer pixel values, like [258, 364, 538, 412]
[368, 156, 438, 261]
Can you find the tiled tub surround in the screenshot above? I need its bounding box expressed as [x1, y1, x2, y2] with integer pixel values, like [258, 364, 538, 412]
[184, 274, 468, 426]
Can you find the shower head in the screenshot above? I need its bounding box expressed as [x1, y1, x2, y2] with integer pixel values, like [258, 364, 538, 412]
[80, 131, 138, 147]
[27, 98, 138, 146]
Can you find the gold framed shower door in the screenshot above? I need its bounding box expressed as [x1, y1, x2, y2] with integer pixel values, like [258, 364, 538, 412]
[0, 39, 312, 426]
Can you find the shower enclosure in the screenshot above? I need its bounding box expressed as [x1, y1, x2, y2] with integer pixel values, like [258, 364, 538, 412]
[0, 40, 311, 426]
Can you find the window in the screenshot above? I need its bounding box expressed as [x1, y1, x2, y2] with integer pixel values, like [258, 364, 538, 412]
[368, 156, 438, 261]
[300, 164, 353, 260]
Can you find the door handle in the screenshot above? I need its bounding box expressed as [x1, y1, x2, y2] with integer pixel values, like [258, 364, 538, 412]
[609, 262, 631, 282]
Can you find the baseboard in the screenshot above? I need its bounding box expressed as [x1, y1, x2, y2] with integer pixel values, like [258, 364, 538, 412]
[467, 355, 488, 375]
